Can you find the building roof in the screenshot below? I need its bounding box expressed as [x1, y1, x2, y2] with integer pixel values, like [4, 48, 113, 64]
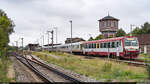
[28, 44, 39, 46]
[136, 34, 150, 45]
[65, 37, 85, 44]
[44, 44, 61, 46]
[99, 15, 119, 21]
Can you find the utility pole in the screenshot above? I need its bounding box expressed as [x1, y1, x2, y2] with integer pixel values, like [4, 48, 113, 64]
[69, 20, 72, 57]
[21, 38, 24, 56]
[42, 35, 44, 51]
[130, 24, 135, 36]
[54, 27, 58, 54]
[51, 30, 54, 50]
[47, 31, 50, 52]
[15, 41, 18, 52]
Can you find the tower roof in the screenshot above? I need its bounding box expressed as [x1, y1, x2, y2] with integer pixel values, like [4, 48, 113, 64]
[99, 15, 119, 21]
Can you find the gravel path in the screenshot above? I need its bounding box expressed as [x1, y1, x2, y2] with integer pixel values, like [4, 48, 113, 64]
[10, 56, 43, 82]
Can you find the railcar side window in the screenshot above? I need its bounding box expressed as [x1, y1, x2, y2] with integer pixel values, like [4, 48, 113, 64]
[108, 42, 110, 48]
[117, 42, 119, 47]
[97, 43, 99, 48]
[101, 43, 103, 48]
[89, 44, 92, 48]
[99, 43, 101, 48]
[94, 43, 96, 48]
[112, 42, 115, 48]
[116, 41, 121, 47]
[104, 43, 107, 48]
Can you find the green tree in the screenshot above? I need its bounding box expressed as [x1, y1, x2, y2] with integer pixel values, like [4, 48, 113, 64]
[132, 27, 140, 36]
[132, 22, 150, 36]
[140, 22, 150, 34]
[0, 9, 15, 57]
[116, 28, 126, 37]
[88, 37, 94, 41]
[94, 34, 102, 40]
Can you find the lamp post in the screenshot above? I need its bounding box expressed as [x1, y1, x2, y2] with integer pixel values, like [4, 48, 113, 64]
[69, 20, 72, 57]
[54, 27, 58, 54]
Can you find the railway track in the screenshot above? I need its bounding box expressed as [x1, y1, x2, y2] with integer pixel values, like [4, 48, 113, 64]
[79, 54, 147, 67]
[14, 53, 81, 83]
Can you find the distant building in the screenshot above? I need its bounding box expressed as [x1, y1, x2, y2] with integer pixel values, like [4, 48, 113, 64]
[44, 43, 61, 47]
[98, 15, 119, 38]
[137, 34, 150, 54]
[65, 37, 85, 44]
[27, 44, 39, 51]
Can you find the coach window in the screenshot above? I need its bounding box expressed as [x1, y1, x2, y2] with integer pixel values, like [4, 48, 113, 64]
[84, 44, 86, 48]
[86, 44, 88, 48]
[86, 44, 87, 48]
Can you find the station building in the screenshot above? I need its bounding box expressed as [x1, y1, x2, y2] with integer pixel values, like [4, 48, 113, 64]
[137, 34, 150, 54]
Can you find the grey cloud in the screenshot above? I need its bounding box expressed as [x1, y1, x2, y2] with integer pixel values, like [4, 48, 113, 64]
[0, 0, 150, 46]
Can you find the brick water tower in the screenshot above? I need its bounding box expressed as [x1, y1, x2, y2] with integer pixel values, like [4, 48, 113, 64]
[98, 15, 119, 38]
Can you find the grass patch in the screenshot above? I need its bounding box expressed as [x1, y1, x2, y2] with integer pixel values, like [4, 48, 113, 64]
[138, 53, 150, 62]
[0, 57, 11, 82]
[32, 51, 148, 82]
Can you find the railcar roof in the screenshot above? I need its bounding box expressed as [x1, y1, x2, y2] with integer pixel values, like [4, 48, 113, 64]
[84, 36, 137, 44]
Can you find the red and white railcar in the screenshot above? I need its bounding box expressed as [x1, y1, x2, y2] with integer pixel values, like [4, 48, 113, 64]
[82, 36, 139, 59]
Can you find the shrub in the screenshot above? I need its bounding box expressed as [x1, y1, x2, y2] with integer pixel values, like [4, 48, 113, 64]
[146, 63, 150, 78]
[102, 62, 112, 72]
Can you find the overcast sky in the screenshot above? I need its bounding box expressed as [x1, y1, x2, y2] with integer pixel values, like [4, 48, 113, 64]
[0, 0, 150, 46]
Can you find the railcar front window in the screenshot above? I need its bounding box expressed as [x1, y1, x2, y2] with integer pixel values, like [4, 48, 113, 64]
[125, 38, 138, 46]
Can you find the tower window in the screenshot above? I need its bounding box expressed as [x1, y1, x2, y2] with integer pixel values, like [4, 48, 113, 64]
[111, 22, 115, 27]
[104, 21, 107, 28]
